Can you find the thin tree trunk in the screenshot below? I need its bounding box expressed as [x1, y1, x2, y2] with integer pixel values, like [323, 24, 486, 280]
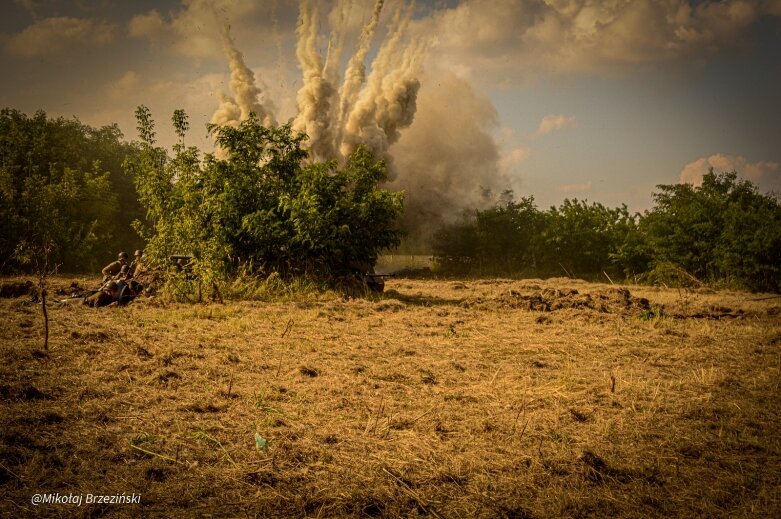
[39, 243, 50, 350]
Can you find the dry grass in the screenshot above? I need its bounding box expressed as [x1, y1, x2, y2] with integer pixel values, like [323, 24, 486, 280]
[1, 276, 780, 518]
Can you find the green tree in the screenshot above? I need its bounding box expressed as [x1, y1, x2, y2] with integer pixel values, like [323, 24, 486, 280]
[126, 109, 404, 288]
[0, 108, 142, 272]
[643, 170, 781, 291]
[538, 199, 635, 278]
[432, 194, 544, 276]
[475, 195, 543, 275]
[431, 213, 480, 273]
[432, 196, 645, 280]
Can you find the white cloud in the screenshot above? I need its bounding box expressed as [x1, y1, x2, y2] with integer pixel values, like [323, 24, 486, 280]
[128, 0, 299, 59]
[534, 114, 577, 137]
[679, 154, 781, 191]
[500, 146, 532, 176]
[108, 70, 140, 100]
[413, 0, 773, 83]
[128, 10, 166, 43]
[5, 16, 115, 57]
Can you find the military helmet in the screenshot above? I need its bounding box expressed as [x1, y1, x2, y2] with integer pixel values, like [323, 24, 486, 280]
[134, 249, 143, 257]
[105, 280, 118, 291]
[118, 251, 129, 260]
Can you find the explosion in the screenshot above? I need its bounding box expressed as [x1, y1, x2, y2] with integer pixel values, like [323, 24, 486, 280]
[210, 0, 508, 246]
[211, 0, 422, 163]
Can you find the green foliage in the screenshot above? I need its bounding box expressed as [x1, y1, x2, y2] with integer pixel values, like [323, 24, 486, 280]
[643, 170, 781, 291]
[432, 194, 543, 275]
[540, 199, 636, 278]
[0, 108, 143, 273]
[433, 195, 632, 279]
[127, 109, 404, 289]
[432, 170, 780, 292]
[431, 214, 479, 274]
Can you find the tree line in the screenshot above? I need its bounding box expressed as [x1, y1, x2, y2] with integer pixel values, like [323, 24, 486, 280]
[2, 107, 779, 293]
[0, 107, 403, 284]
[0, 108, 144, 273]
[432, 173, 781, 292]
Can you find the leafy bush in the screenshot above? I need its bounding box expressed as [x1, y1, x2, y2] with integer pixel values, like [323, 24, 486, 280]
[643, 170, 781, 292]
[432, 195, 544, 276]
[433, 195, 635, 279]
[540, 199, 638, 278]
[126, 107, 404, 290]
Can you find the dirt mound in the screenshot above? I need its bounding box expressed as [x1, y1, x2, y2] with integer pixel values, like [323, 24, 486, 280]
[494, 287, 651, 314]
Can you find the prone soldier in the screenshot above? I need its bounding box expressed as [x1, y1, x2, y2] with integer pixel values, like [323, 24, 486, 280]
[83, 280, 119, 307]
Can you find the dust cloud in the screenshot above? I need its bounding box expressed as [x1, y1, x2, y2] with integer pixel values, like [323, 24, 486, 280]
[211, 0, 508, 248]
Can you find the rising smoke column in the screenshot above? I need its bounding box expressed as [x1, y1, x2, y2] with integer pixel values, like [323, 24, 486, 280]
[209, 1, 509, 249]
[340, 2, 422, 158]
[388, 69, 509, 247]
[322, 0, 352, 87]
[334, 0, 384, 145]
[211, 26, 276, 129]
[291, 0, 422, 163]
[373, 39, 425, 155]
[211, 91, 242, 128]
[212, 0, 422, 163]
[292, 0, 338, 161]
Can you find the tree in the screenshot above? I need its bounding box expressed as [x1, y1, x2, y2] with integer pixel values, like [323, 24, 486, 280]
[432, 195, 645, 280]
[126, 108, 404, 289]
[432, 194, 544, 276]
[475, 195, 543, 274]
[643, 170, 781, 291]
[0, 108, 143, 273]
[539, 199, 642, 278]
[431, 213, 480, 273]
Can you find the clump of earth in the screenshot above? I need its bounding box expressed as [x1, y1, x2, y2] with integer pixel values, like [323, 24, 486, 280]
[479, 287, 652, 315]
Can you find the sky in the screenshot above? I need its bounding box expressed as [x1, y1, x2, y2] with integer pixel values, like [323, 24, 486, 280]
[1, 0, 780, 225]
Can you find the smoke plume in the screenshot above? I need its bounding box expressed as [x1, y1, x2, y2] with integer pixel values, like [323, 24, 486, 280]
[210, 1, 508, 248]
[291, 0, 338, 160]
[336, 0, 384, 144]
[211, 26, 276, 128]
[340, 3, 420, 159]
[388, 69, 507, 244]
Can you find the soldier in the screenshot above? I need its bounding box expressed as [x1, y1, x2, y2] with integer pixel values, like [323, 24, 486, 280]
[83, 280, 119, 307]
[113, 265, 130, 281]
[129, 249, 145, 278]
[102, 252, 129, 282]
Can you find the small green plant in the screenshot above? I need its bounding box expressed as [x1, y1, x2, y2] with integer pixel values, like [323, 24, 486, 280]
[192, 429, 220, 447]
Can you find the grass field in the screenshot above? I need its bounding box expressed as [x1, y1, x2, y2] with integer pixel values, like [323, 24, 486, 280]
[1, 276, 780, 518]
